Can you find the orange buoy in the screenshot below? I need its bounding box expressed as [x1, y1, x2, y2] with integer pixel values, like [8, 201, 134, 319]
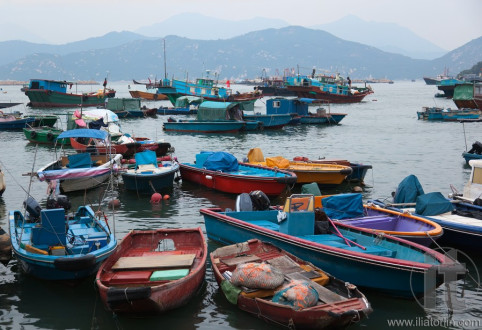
[150, 193, 162, 204]
[163, 194, 170, 200]
[108, 199, 121, 209]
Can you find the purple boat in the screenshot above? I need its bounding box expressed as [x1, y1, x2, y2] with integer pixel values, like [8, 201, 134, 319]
[318, 194, 443, 246]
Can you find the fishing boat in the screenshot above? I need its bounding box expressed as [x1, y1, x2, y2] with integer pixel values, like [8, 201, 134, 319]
[317, 193, 443, 246]
[285, 74, 373, 104]
[163, 101, 253, 133]
[157, 96, 201, 115]
[292, 156, 372, 183]
[462, 141, 482, 164]
[453, 82, 482, 111]
[162, 75, 262, 111]
[180, 151, 297, 196]
[0, 111, 35, 130]
[23, 126, 69, 145]
[211, 239, 372, 329]
[201, 194, 465, 297]
[266, 97, 347, 124]
[128, 90, 168, 101]
[95, 227, 207, 314]
[416, 106, 480, 121]
[120, 150, 180, 193]
[105, 98, 157, 118]
[24, 79, 115, 108]
[9, 196, 116, 280]
[36, 129, 122, 193]
[242, 113, 292, 129]
[245, 148, 352, 185]
[371, 173, 482, 251]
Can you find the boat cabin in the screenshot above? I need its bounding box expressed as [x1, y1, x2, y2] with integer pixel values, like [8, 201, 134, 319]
[28, 79, 73, 93]
[266, 97, 327, 116]
[463, 160, 482, 202]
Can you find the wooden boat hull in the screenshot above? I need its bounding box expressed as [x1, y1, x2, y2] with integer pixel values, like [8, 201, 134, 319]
[303, 159, 372, 182]
[9, 205, 116, 281]
[286, 86, 371, 103]
[128, 90, 168, 100]
[23, 127, 70, 145]
[288, 164, 352, 185]
[201, 207, 464, 297]
[25, 89, 115, 108]
[179, 162, 296, 196]
[121, 163, 179, 193]
[95, 228, 207, 314]
[211, 240, 372, 329]
[163, 121, 245, 133]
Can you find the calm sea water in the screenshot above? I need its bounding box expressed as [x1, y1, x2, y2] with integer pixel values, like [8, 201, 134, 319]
[0, 81, 481, 329]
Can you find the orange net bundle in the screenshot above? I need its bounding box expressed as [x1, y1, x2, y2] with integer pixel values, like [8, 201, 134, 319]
[230, 262, 284, 289]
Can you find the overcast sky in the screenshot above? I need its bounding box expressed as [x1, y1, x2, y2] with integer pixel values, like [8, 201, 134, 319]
[1, 0, 481, 50]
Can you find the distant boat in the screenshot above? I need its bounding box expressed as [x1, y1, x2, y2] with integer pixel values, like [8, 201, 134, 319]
[285, 74, 373, 104]
[128, 90, 168, 101]
[95, 227, 207, 314]
[423, 69, 453, 85]
[417, 106, 480, 121]
[24, 79, 115, 108]
[253, 76, 296, 96]
[436, 78, 464, 98]
[0, 111, 35, 130]
[0, 102, 22, 109]
[105, 98, 157, 118]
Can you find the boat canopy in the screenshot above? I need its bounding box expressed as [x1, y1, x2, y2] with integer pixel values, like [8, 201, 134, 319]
[197, 101, 241, 121]
[57, 128, 108, 140]
[322, 193, 364, 219]
[393, 175, 425, 204]
[415, 192, 454, 216]
[175, 96, 202, 107]
[453, 84, 474, 101]
[134, 150, 158, 169]
[71, 109, 119, 123]
[203, 152, 239, 172]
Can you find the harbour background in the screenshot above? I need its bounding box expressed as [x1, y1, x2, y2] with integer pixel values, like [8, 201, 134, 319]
[0, 80, 481, 329]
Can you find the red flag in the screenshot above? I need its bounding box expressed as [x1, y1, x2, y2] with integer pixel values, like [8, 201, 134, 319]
[103, 78, 107, 87]
[226, 80, 230, 88]
[148, 78, 151, 84]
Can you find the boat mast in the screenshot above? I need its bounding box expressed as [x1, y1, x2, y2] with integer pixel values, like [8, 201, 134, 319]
[163, 39, 167, 80]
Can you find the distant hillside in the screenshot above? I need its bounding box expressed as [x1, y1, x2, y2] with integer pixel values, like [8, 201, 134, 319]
[0, 31, 154, 67]
[314, 15, 447, 60]
[0, 26, 480, 81]
[135, 13, 289, 40]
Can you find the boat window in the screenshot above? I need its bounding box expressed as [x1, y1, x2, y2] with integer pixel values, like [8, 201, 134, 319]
[472, 167, 482, 184]
[31, 81, 40, 89]
[157, 238, 176, 251]
[273, 101, 280, 108]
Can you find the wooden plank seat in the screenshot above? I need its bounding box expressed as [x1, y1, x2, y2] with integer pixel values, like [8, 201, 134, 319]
[112, 253, 196, 270]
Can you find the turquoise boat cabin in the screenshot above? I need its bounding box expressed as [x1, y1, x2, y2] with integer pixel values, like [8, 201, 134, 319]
[28, 79, 73, 93]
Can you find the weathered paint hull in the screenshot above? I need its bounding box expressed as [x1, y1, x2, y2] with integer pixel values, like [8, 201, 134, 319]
[287, 86, 371, 103]
[25, 89, 115, 108]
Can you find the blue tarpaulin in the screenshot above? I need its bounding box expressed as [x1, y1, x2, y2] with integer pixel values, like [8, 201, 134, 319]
[203, 152, 239, 172]
[135, 150, 158, 168]
[321, 193, 364, 219]
[57, 128, 108, 140]
[394, 175, 425, 204]
[415, 192, 454, 216]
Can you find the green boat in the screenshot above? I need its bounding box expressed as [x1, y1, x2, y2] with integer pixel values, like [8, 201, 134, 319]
[31, 115, 58, 127]
[23, 126, 70, 145]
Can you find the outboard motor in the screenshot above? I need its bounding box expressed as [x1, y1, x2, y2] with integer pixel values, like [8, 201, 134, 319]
[23, 196, 41, 220]
[249, 190, 271, 211]
[468, 141, 482, 154]
[47, 195, 71, 212]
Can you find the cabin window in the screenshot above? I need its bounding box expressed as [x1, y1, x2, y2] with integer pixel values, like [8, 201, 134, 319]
[31, 81, 40, 89]
[472, 167, 482, 184]
[157, 238, 175, 252]
[475, 85, 482, 96]
[273, 100, 281, 108]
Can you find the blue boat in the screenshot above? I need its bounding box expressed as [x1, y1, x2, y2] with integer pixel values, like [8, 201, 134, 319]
[0, 112, 36, 130]
[242, 113, 292, 129]
[201, 194, 465, 297]
[266, 97, 347, 125]
[417, 106, 480, 121]
[9, 196, 117, 281]
[370, 172, 482, 251]
[157, 96, 201, 115]
[121, 150, 180, 193]
[163, 101, 254, 133]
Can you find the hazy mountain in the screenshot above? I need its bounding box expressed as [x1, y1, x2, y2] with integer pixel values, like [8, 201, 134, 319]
[135, 13, 289, 40]
[313, 15, 447, 60]
[0, 23, 50, 44]
[0, 26, 480, 81]
[0, 31, 154, 67]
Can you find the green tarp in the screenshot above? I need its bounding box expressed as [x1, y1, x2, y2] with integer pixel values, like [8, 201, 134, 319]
[453, 84, 474, 101]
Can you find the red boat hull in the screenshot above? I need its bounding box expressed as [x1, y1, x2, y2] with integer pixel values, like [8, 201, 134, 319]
[96, 228, 207, 314]
[286, 85, 372, 103]
[179, 163, 296, 196]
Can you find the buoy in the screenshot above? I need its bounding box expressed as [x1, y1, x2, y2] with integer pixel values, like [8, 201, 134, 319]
[108, 199, 121, 209]
[163, 194, 170, 200]
[150, 193, 162, 203]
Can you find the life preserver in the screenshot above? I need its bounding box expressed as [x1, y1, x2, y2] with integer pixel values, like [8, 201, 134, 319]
[30, 130, 37, 138]
[47, 132, 54, 141]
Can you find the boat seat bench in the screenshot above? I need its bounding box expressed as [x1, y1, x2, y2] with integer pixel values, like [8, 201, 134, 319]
[112, 253, 196, 270]
[245, 220, 280, 231]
